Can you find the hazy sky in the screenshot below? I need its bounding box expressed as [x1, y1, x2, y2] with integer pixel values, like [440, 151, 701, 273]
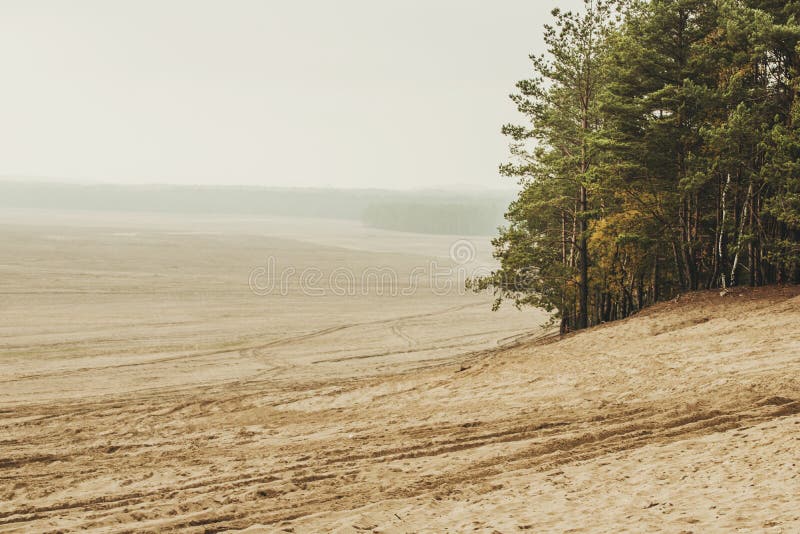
[1, 0, 582, 190]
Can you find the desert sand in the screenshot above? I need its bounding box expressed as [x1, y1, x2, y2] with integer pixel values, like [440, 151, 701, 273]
[1, 212, 799, 533]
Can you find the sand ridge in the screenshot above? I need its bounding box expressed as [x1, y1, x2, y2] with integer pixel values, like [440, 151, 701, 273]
[2, 288, 799, 532]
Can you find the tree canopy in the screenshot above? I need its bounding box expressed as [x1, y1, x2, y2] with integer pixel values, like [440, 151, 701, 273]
[479, 0, 800, 332]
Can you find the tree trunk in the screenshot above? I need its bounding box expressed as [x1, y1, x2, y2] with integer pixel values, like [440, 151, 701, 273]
[577, 185, 589, 329]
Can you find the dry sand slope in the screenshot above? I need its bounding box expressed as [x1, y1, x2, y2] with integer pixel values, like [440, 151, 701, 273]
[2, 219, 800, 532]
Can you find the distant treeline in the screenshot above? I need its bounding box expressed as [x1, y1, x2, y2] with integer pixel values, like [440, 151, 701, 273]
[362, 201, 507, 235]
[0, 181, 513, 236]
[476, 0, 800, 333]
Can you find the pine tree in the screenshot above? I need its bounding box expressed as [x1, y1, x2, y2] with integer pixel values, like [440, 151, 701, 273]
[482, 0, 618, 332]
[481, 0, 800, 331]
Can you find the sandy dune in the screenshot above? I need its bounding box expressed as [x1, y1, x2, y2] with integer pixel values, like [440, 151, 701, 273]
[2, 215, 800, 533]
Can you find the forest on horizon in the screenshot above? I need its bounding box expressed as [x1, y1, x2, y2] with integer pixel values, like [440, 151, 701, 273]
[0, 181, 512, 236]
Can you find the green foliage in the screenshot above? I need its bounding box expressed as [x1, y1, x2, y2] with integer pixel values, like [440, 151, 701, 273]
[480, 0, 800, 331]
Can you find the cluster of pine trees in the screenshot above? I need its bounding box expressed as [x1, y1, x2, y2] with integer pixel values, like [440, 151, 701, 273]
[480, 0, 800, 333]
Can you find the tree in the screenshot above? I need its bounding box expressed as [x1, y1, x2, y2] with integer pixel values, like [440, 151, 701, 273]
[480, 0, 619, 333]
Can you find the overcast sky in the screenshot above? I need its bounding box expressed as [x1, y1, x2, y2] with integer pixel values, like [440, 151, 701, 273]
[0, 0, 582, 190]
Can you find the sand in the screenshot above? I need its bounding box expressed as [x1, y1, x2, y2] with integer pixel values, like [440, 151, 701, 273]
[2, 212, 799, 533]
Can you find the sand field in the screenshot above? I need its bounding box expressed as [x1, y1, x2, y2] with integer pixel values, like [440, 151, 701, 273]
[1, 212, 799, 532]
